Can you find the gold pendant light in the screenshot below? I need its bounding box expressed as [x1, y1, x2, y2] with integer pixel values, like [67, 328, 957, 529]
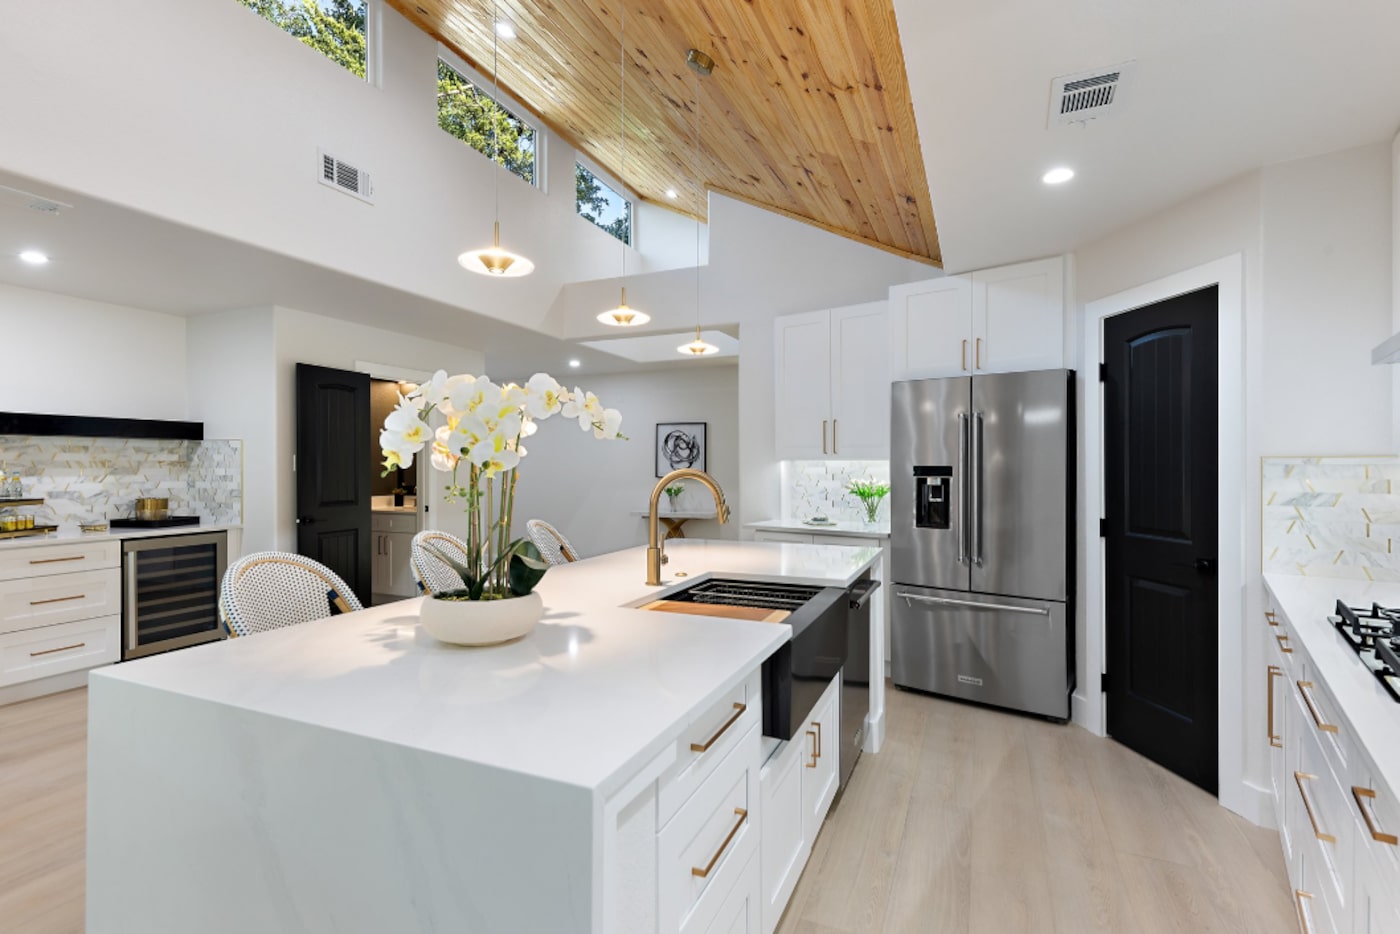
[458, 0, 534, 278]
[597, 3, 650, 326]
[678, 49, 718, 356]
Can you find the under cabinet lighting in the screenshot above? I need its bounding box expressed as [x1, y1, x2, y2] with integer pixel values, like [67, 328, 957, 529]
[1042, 167, 1075, 185]
[18, 250, 48, 265]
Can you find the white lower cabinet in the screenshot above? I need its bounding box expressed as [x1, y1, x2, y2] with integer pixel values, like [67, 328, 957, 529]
[706, 853, 762, 934]
[0, 614, 120, 687]
[760, 674, 840, 934]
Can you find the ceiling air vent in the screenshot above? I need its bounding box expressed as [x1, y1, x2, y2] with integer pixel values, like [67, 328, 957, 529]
[1048, 62, 1136, 127]
[318, 149, 373, 204]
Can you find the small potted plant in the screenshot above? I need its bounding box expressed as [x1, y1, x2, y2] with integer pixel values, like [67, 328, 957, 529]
[847, 477, 891, 525]
[380, 370, 624, 645]
[664, 482, 685, 512]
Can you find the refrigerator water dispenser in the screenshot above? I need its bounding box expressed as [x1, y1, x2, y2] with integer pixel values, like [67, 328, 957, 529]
[912, 466, 951, 529]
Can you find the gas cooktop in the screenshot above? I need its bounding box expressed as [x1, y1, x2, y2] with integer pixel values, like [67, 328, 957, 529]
[1329, 600, 1400, 702]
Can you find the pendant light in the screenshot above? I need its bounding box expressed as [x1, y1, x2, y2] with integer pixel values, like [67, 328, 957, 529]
[678, 49, 718, 357]
[597, 3, 650, 326]
[458, 0, 534, 277]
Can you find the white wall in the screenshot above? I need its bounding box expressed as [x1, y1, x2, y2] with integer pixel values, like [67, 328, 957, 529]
[0, 283, 188, 420]
[507, 366, 739, 559]
[273, 306, 485, 550]
[1074, 140, 1394, 818]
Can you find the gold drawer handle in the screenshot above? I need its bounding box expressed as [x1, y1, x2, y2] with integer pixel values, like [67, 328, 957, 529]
[1276, 634, 1293, 654]
[1296, 681, 1338, 733]
[1294, 772, 1335, 843]
[691, 808, 748, 878]
[961, 339, 968, 371]
[812, 720, 822, 758]
[1295, 890, 1314, 934]
[832, 419, 837, 454]
[30, 642, 86, 658]
[1267, 665, 1282, 748]
[1352, 786, 1399, 845]
[975, 337, 983, 369]
[28, 555, 85, 565]
[690, 703, 746, 753]
[30, 594, 86, 606]
[805, 730, 818, 768]
[1265, 610, 1279, 627]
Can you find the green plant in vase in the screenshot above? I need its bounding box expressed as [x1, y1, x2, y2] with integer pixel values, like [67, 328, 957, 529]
[847, 478, 890, 525]
[664, 483, 685, 511]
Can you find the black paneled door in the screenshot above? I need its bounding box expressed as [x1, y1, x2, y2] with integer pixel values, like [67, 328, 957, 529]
[295, 363, 372, 605]
[1103, 286, 1219, 793]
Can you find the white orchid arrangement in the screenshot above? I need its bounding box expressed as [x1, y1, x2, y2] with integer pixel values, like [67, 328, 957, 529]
[380, 370, 624, 600]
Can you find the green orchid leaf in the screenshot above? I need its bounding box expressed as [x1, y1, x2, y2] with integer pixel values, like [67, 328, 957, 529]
[508, 540, 549, 596]
[421, 541, 478, 593]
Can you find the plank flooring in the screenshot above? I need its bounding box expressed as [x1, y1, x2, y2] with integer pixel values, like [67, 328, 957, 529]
[0, 685, 1294, 934]
[778, 686, 1296, 934]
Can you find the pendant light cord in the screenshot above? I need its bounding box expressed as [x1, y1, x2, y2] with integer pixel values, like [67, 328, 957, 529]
[619, 2, 627, 286]
[693, 69, 703, 334]
[491, 0, 501, 233]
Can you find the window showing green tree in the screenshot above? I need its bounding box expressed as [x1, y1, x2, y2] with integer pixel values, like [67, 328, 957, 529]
[236, 0, 368, 78]
[576, 163, 632, 245]
[437, 61, 537, 186]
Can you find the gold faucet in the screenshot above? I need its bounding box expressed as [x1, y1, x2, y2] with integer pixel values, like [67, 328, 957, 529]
[647, 469, 730, 585]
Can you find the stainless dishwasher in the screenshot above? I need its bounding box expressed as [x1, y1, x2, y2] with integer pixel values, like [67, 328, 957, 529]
[122, 531, 228, 659]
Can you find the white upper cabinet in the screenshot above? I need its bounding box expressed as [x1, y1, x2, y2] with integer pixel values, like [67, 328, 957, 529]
[889, 256, 1066, 381]
[774, 302, 890, 461]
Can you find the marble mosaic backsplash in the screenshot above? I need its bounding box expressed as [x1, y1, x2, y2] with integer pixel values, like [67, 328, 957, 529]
[0, 436, 242, 526]
[782, 460, 891, 524]
[1263, 456, 1400, 582]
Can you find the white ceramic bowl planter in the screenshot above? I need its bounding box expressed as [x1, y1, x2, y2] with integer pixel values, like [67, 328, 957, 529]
[419, 591, 544, 646]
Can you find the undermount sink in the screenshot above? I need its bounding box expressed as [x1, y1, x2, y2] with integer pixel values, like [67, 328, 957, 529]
[635, 578, 827, 623]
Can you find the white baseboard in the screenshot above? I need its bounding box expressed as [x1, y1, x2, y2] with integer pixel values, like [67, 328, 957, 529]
[863, 709, 886, 755]
[0, 666, 94, 706]
[1071, 690, 1103, 736]
[1226, 779, 1277, 829]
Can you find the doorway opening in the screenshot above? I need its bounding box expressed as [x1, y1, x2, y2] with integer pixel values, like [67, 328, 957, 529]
[369, 379, 422, 606]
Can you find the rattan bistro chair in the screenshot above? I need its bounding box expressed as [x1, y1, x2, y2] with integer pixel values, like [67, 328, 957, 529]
[218, 551, 363, 638]
[526, 519, 579, 566]
[410, 530, 473, 595]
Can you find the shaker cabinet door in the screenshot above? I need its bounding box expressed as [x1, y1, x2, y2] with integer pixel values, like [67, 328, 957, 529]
[889, 276, 972, 381]
[970, 257, 1064, 374]
[774, 311, 833, 460]
[829, 302, 890, 459]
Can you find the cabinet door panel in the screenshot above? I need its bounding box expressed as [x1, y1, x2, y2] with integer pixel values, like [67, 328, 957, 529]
[889, 277, 972, 380]
[388, 532, 419, 597]
[829, 302, 890, 459]
[774, 312, 833, 460]
[971, 258, 1064, 374]
[760, 739, 806, 934]
[801, 676, 840, 845]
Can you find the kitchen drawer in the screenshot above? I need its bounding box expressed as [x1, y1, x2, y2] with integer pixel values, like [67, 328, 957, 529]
[1294, 697, 1352, 921]
[658, 668, 762, 827]
[0, 614, 119, 686]
[659, 722, 761, 934]
[1352, 765, 1400, 879]
[752, 531, 814, 545]
[1294, 673, 1350, 774]
[704, 853, 761, 934]
[371, 513, 418, 534]
[1355, 846, 1400, 934]
[0, 568, 122, 634]
[0, 540, 121, 582]
[1293, 850, 1336, 934]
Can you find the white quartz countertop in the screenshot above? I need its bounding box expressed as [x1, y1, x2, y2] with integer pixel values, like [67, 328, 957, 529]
[0, 522, 241, 551]
[747, 517, 891, 539]
[93, 540, 880, 795]
[1264, 573, 1400, 789]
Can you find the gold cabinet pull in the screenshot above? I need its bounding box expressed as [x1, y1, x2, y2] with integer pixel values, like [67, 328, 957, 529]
[832, 420, 837, 454]
[690, 703, 746, 753]
[1267, 665, 1282, 748]
[30, 642, 86, 658]
[1265, 610, 1279, 627]
[1352, 786, 1399, 845]
[29, 594, 86, 606]
[1294, 890, 1314, 934]
[961, 339, 968, 371]
[1276, 634, 1293, 654]
[1294, 772, 1335, 843]
[1296, 681, 1338, 733]
[805, 730, 818, 768]
[975, 337, 983, 369]
[821, 420, 828, 454]
[691, 808, 748, 878]
[812, 720, 822, 758]
[29, 555, 84, 565]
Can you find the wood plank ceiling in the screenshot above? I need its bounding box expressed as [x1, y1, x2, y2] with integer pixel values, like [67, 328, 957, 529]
[387, 0, 941, 265]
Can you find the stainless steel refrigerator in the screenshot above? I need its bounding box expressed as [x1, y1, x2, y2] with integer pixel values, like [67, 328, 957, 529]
[890, 370, 1075, 720]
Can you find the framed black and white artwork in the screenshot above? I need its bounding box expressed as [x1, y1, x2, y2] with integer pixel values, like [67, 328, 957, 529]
[655, 422, 707, 477]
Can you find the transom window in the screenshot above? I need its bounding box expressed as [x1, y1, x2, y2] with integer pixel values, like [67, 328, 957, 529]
[575, 163, 632, 245]
[236, 0, 369, 78]
[437, 60, 538, 186]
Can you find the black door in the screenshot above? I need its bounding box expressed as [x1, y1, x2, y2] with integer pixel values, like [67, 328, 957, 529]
[1103, 285, 1219, 793]
[295, 363, 372, 605]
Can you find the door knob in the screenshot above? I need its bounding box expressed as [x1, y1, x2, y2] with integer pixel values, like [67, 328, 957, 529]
[297, 516, 316, 525]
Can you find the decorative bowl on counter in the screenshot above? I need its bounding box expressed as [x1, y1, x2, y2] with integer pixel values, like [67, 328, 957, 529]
[418, 591, 544, 646]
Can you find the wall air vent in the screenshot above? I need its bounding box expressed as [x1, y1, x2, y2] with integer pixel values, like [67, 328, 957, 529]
[318, 149, 374, 204]
[1048, 62, 1136, 127]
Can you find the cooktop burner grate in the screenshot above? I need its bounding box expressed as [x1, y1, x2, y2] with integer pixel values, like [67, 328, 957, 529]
[1330, 600, 1400, 703]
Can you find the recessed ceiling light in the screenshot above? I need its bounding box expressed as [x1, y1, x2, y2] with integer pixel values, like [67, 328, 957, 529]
[1042, 167, 1075, 185]
[665, 189, 678, 199]
[495, 21, 515, 39]
[18, 250, 48, 265]
[568, 358, 581, 368]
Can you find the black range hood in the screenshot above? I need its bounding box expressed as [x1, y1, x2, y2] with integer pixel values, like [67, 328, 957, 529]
[0, 411, 204, 441]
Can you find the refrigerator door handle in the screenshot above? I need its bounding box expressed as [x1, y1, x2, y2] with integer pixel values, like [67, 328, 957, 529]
[971, 411, 984, 566]
[896, 592, 1050, 617]
[957, 412, 969, 565]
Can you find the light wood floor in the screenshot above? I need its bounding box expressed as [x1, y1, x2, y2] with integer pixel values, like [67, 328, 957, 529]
[0, 686, 1294, 934]
[777, 686, 1296, 934]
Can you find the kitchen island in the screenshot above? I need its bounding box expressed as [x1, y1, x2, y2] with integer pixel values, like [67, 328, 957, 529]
[87, 539, 880, 934]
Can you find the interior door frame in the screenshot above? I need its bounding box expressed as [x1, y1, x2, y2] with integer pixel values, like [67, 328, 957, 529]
[1078, 254, 1248, 820]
